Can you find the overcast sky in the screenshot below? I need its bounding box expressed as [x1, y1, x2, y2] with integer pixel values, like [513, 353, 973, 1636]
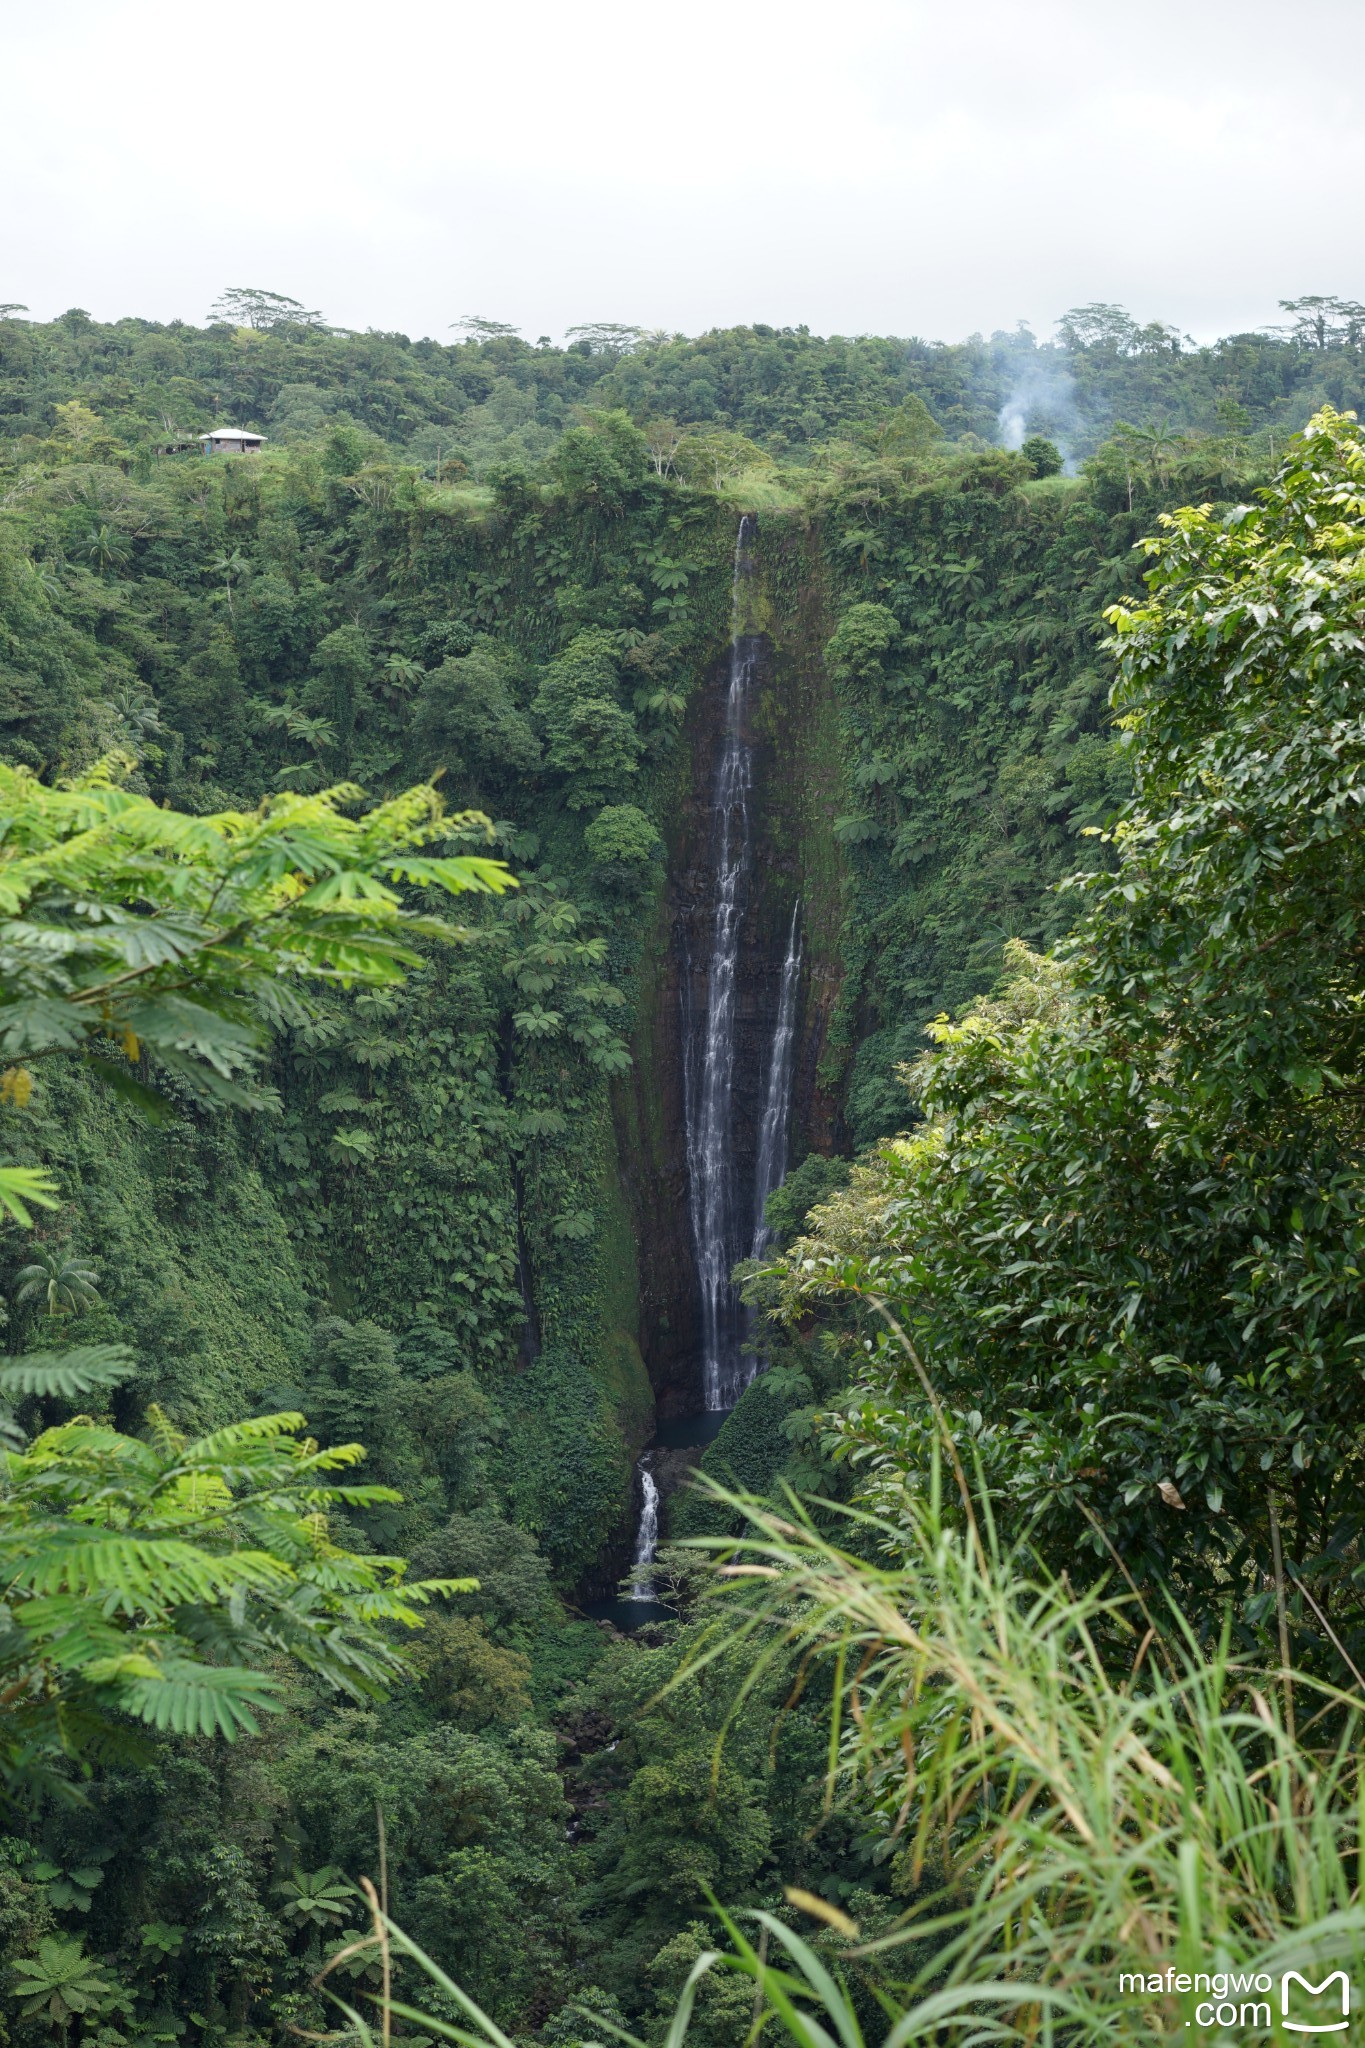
[5, 0, 1363, 347]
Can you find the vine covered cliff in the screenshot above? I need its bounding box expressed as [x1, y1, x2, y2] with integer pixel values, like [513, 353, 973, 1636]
[0, 305, 1301, 2039]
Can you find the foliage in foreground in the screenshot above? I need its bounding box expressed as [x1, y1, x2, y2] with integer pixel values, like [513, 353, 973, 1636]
[691, 1480, 1364, 2040]
[0, 762, 510, 1111]
[0, 1344, 472, 1802]
[316, 1471, 1365, 2045]
[767, 406, 1365, 1657]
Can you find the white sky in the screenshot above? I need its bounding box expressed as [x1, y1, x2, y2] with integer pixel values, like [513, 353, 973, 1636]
[4, 0, 1364, 347]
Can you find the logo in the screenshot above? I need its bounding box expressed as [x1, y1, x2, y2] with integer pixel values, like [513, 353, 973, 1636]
[1282, 1971, 1350, 2034]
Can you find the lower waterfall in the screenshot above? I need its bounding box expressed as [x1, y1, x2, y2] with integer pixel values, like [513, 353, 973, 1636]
[629, 1458, 660, 1596]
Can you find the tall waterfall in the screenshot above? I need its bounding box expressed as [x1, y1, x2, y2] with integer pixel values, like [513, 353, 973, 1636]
[683, 515, 759, 1410]
[629, 1458, 660, 1596]
[751, 900, 803, 1257]
[682, 517, 803, 1411]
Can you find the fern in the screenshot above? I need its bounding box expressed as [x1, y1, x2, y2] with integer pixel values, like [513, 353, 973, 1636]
[0, 1164, 60, 1227]
[0, 1345, 135, 1402]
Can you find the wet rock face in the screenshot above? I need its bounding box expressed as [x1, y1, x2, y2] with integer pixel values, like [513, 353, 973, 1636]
[618, 632, 813, 1417]
[614, 518, 848, 1424]
[609, 848, 693, 1419]
[651, 1442, 705, 1522]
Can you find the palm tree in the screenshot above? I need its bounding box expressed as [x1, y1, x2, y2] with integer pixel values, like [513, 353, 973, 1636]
[109, 685, 163, 734]
[80, 524, 130, 574]
[107, 687, 164, 754]
[14, 1249, 100, 1318]
[1115, 416, 1186, 483]
[209, 548, 247, 612]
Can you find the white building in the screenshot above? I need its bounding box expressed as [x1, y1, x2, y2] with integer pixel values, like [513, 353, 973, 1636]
[198, 427, 265, 455]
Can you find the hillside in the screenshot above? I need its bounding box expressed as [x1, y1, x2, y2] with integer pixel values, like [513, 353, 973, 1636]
[0, 305, 1343, 2039]
[7, 295, 1365, 479]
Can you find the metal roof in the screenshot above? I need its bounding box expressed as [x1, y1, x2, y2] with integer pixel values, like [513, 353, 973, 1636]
[198, 426, 265, 441]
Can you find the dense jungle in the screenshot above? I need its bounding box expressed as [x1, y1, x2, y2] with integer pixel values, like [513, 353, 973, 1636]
[2, 291, 1365, 2046]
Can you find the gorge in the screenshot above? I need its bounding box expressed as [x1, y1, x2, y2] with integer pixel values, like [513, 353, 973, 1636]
[614, 514, 808, 1602]
[0, 300, 1347, 2043]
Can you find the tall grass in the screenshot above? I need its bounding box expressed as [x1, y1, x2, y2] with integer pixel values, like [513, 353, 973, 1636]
[319, 1466, 1365, 2046]
[678, 1473, 1365, 2039]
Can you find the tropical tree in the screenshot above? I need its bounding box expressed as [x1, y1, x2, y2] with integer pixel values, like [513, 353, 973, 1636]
[1056, 302, 1141, 353]
[0, 762, 512, 1135]
[582, 803, 662, 879]
[858, 393, 941, 460]
[267, 708, 340, 790]
[532, 632, 642, 810]
[674, 428, 772, 493]
[10, 1937, 128, 2047]
[764, 406, 1365, 1655]
[641, 418, 684, 477]
[78, 525, 129, 575]
[1279, 295, 1365, 352]
[380, 653, 424, 702]
[13, 1248, 99, 1317]
[1114, 415, 1186, 482]
[137, 1921, 183, 1962]
[208, 287, 322, 331]
[635, 683, 686, 720]
[105, 686, 164, 753]
[0, 1346, 475, 1800]
[209, 547, 247, 611]
[564, 322, 644, 356]
[275, 1866, 358, 1932]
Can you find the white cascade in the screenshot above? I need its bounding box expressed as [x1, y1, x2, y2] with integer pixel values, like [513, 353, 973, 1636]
[751, 900, 803, 1260]
[629, 1459, 660, 1597]
[683, 515, 759, 1410]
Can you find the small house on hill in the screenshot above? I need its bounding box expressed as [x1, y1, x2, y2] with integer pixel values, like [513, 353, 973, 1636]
[198, 426, 265, 455]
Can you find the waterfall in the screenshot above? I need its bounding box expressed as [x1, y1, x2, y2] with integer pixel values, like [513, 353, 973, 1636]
[751, 900, 803, 1258]
[683, 515, 759, 1410]
[629, 1458, 660, 1597]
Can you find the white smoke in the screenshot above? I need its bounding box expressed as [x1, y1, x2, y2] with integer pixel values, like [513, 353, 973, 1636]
[996, 350, 1080, 466]
[999, 399, 1028, 451]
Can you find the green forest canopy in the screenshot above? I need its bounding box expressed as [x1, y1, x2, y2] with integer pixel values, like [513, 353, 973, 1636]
[0, 288, 1364, 2045]
[6, 291, 1365, 475]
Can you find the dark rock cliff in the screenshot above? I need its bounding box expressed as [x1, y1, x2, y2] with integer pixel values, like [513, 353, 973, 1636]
[612, 518, 850, 1421]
